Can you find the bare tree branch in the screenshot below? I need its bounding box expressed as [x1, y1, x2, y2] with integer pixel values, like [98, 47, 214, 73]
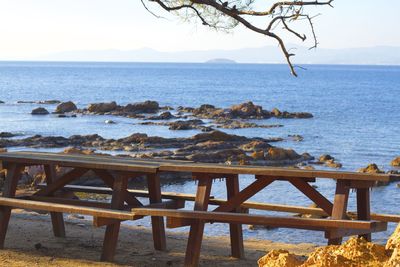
[144, 0, 334, 76]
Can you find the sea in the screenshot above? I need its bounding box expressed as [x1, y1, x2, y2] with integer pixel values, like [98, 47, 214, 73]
[0, 61, 399, 245]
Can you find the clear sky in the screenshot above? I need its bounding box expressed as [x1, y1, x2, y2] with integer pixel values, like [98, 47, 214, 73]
[0, 0, 399, 59]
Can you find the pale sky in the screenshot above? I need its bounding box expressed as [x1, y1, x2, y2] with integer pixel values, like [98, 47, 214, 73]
[0, 0, 399, 60]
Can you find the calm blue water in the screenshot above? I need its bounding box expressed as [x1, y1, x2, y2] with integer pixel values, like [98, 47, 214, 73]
[0, 61, 399, 245]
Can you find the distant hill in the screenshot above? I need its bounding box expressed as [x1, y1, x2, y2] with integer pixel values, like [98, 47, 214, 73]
[205, 58, 236, 64]
[35, 46, 400, 65]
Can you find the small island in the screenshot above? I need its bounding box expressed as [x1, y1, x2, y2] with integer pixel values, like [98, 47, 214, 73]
[205, 58, 237, 64]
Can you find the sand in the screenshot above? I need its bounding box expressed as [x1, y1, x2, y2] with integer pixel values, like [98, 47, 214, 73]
[0, 210, 317, 266]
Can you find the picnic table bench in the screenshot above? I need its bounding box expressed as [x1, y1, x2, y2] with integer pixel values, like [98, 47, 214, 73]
[0, 151, 398, 267]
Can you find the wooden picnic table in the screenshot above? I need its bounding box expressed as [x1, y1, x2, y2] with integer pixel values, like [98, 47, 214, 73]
[0, 151, 172, 261]
[0, 151, 396, 267]
[150, 162, 392, 266]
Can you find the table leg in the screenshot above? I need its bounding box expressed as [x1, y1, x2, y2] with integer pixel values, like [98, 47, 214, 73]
[44, 164, 66, 238]
[226, 174, 244, 259]
[184, 175, 213, 267]
[328, 180, 350, 245]
[356, 188, 371, 241]
[101, 175, 128, 262]
[0, 163, 23, 248]
[147, 173, 166, 251]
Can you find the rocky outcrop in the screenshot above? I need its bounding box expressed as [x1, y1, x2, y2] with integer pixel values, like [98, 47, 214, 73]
[123, 100, 159, 113]
[391, 157, 400, 167]
[55, 101, 77, 113]
[302, 237, 389, 267]
[386, 223, 400, 251]
[31, 107, 49, 115]
[169, 120, 203, 130]
[87, 101, 117, 113]
[230, 101, 269, 119]
[311, 154, 343, 169]
[358, 163, 385, 174]
[271, 108, 313, 119]
[147, 111, 175, 120]
[258, 249, 303, 267]
[264, 147, 301, 161]
[0, 132, 20, 138]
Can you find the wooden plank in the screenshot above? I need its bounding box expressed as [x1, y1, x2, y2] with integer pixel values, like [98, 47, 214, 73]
[159, 163, 390, 182]
[101, 175, 128, 262]
[185, 175, 213, 267]
[328, 180, 350, 245]
[325, 221, 387, 239]
[289, 178, 333, 215]
[357, 188, 371, 241]
[37, 184, 204, 201]
[214, 177, 275, 212]
[226, 174, 244, 259]
[0, 197, 135, 220]
[44, 164, 66, 238]
[93, 200, 185, 227]
[0, 152, 159, 173]
[133, 208, 387, 231]
[35, 184, 400, 223]
[94, 169, 143, 207]
[147, 173, 167, 251]
[34, 168, 89, 196]
[0, 163, 24, 248]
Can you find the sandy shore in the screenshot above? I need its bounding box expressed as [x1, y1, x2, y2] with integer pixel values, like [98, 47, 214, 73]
[0, 210, 317, 266]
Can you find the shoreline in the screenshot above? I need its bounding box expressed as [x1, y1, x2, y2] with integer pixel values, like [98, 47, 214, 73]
[1, 210, 317, 266]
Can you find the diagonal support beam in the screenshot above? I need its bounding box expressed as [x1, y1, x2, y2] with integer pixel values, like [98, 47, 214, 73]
[213, 176, 275, 212]
[94, 169, 143, 207]
[289, 178, 333, 216]
[34, 168, 89, 196]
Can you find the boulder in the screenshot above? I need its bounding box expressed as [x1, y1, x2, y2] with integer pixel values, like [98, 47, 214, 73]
[358, 163, 384, 174]
[55, 101, 77, 113]
[229, 101, 266, 118]
[0, 100, 4, 104]
[265, 147, 301, 161]
[319, 154, 335, 162]
[105, 120, 116, 124]
[63, 147, 95, 155]
[38, 100, 61, 104]
[31, 107, 49, 115]
[385, 245, 400, 267]
[148, 111, 175, 120]
[169, 120, 203, 130]
[240, 140, 271, 151]
[258, 249, 304, 267]
[251, 150, 265, 160]
[325, 160, 343, 169]
[187, 149, 245, 163]
[386, 223, 400, 251]
[192, 130, 247, 142]
[87, 101, 117, 113]
[123, 100, 159, 113]
[303, 237, 389, 267]
[0, 132, 18, 138]
[391, 157, 400, 167]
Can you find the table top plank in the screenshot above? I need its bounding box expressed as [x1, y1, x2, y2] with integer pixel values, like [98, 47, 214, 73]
[0, 151, 392, 181]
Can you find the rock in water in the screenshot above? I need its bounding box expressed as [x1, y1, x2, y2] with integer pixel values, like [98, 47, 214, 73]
[0, 100, 4, 104]
[105, 120, 116, 124]
[391, 157, 400, 167]
[258, 249, 304, 267]
[87, 101, 117, 113]
[358, 163, 385, 174]
[31, 107, 49, 115]
[55, 101, 77, 113]
[123, 100, 159, 113]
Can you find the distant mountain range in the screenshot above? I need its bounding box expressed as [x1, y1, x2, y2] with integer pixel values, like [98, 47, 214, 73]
[36, 45, 400, 65]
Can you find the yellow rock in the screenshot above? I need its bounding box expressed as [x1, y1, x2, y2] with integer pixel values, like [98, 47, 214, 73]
[258, 249, 304, 267]
[386, 223, 400, 251]
[302, 237, 389, 267]
[385, 245, 400, 267]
